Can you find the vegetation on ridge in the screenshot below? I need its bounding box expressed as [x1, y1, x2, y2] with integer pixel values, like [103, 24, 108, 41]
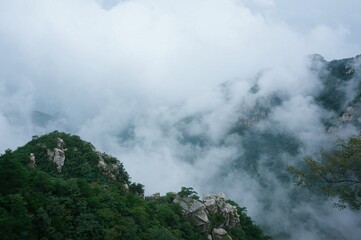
[289, 134, 361, 210]
[0, 131, 269, 240]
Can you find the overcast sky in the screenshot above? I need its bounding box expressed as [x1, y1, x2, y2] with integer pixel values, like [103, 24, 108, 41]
[1, 1, 361, 239]
[1, 0, 360, 150]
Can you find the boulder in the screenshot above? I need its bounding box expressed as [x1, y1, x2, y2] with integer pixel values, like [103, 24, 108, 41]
[212, 228, 232, 240]
[96, 152, 119, 181]
[53, 148, 66, 172]
[174, 197, 210, 233]
[29, 153, 36, 168]
[203, 193, 240, 228]
[44, 137, 67, 173]
[174, 193, 241, 237]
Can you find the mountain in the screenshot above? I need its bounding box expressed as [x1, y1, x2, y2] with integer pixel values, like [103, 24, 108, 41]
[109, 54, 361, 240]
[224, 54, 361, 239]
[3, 55, 361, 240]
[313, 54, 361, 130]
[0, 131, 270, 240]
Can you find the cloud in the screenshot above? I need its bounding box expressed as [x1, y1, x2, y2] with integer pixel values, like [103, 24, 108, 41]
[1, 0, 361, 239]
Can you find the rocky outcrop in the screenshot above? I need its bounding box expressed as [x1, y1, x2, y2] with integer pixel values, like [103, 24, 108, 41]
[34, 132, 130, 188]
[29, 153, 36, 168]
[174, 193, 239, 239]
[95, 151, 122, 182]
[328, 105, 361, 133]
[174, 197, 210, 233]
[203, 193, 240, 228]
[53, 138, 66, 172]
[213, 228, 232, 240]
[340, 107, 354, 122]
[44, 137, 67, 172]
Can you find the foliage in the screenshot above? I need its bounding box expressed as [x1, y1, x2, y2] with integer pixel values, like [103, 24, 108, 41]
[177, 187, 199, 200]
[226, 200, 272, 240]
[0, 131, 269, 239]
[288, 134, 361, 210]
[314, 55, 358, 112]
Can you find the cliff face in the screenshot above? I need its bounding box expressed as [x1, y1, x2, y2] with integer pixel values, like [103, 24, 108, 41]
[174, 193, 241, 240]
[0, 131, 270, 240]
[309, 54, 361, 131]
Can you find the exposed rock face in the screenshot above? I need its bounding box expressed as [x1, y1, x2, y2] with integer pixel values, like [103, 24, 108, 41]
[174, 193, 240, 239]
[212, 228, 232, 240]
[96, 152, 120, 182]
[53, 138, 66, 173]
[29, 153, 36, 168]
[315, 54, 361, 133]
[44, 137, 67, 172]
[30, 132, 131, 188]
[203, 193, 240, 228]
[174, 197, 210, 233]
[328, 105, 361, 133]
[53, 148, 65, 172]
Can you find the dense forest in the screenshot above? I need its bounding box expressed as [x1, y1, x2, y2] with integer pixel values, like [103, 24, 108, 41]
[0, 131, 270, 240]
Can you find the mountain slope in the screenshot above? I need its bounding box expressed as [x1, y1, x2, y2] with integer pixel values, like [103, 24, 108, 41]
[0, 131, 269, 240]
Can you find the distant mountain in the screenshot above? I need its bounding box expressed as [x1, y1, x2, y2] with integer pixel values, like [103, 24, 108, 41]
[3, 54, 361, 240]
[313, 54, 361, 130]
[138, 54, 361, 240]
[0, 131, 270, 240]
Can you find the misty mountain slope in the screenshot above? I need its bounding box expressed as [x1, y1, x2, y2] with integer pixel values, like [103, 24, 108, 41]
[313, 54, 361, 130]
[105, 54, 361, 240]
[313, 54, 359, 106]
[211, 55, 361, 239]
[10, 131, 130, 185]
[226, 54, 361, 181]
[1, 1, 361, 239]
[221, 55, 361, 239]
[9, 55, 361, 240]
[0, 131, 270, 240]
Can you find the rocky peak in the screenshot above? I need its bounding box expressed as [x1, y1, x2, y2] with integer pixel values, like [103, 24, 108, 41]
[16, 131, 130, 188]
[174, 192, 240, 240]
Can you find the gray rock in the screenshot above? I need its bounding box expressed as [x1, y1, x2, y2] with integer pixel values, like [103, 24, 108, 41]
[203, 193, 240, 228]
[96, 152, 119, 181]
[212, 228, 232, 240]
[213, 228, 227, 236]
[29, 153, 36, 168]
[174, 193, 241, 236]
[54, 148, 65, 172]
[174, 197, 210, 232]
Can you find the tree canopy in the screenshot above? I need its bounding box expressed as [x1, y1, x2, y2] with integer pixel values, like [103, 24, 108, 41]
[0, 131, 270, 239]
[288, 134, 361, 210]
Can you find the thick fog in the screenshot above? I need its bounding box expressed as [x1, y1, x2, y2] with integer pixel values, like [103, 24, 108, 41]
[1, 0, 361, 239]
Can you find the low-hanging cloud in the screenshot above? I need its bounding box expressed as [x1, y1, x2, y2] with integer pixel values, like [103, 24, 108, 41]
[1, 0, 361, 239]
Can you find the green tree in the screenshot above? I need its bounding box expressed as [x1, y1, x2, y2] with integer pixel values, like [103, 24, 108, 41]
[288, 134, 361, 209]
[0, 131, 269, 240]
[0, 194, 33, 239]
[148, 227, 178, 240]
[0, 150, 29, 195]
[177, 187, 199, 200]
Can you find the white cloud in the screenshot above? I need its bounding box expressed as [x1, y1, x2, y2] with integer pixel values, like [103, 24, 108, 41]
[1, 0, 361, 239]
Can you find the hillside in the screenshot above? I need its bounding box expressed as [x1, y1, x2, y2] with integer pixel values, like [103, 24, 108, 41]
[0, 131, 270, 240]
[22, 54, 361, 240]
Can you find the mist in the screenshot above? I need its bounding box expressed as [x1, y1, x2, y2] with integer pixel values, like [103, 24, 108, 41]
[1, 0, 361, 239]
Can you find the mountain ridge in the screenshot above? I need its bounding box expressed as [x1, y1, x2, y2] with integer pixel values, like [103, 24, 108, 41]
[0, 131, 270, 240]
